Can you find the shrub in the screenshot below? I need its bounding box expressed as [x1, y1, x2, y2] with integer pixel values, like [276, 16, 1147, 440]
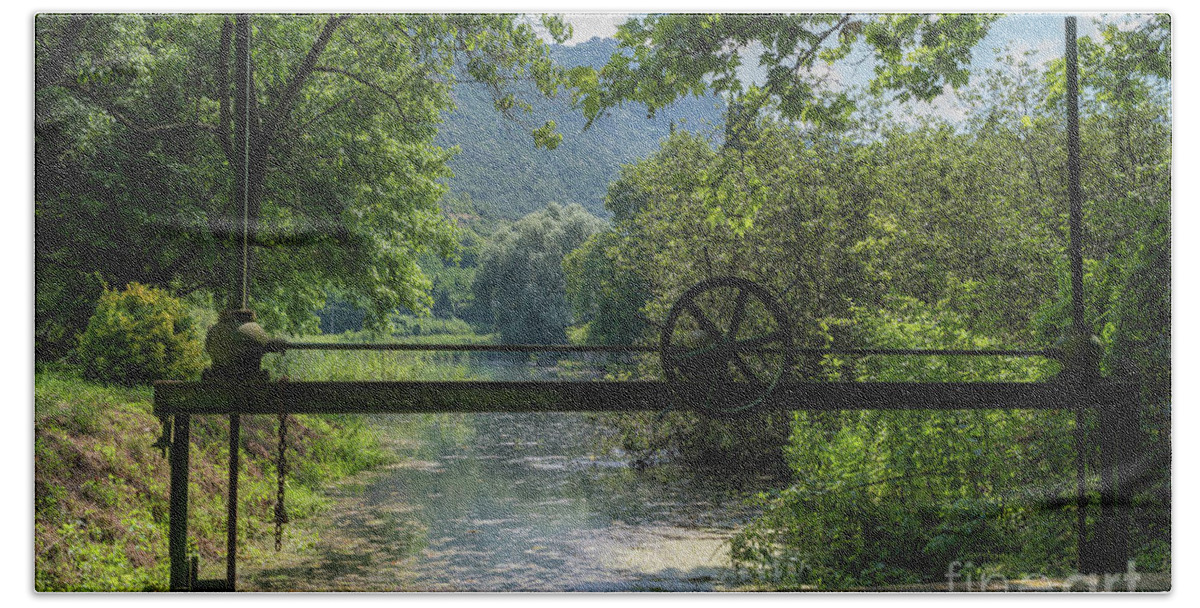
[77, 283, 205, 385]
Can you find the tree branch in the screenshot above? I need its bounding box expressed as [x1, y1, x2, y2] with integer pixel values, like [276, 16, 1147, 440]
[297, 94, 358, 133]
[58, 83, 217, 136]
[790, 15, 853, 76]
[264, 14, 347, 142]
[312, 66, 412, 119]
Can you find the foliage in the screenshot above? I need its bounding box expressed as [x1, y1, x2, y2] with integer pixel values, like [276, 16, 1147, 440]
[34, 370, 389, 590]
[418, 227, 484, 321]
[35, 13, 574, 351]
[263, 330, 496, 383]
[391, 314, 474, 337]
[571, 122, 879, 350]
[731, 299, 1072, 588]
[564, 14, 1170, 586]
[560, 13, 999, 233]
[77, 283, 205, 385]
[36, 268, 107, 362]
[563, 230, 651, 346]
[471, 203, 605, 344]
[569, 13, 996, 130]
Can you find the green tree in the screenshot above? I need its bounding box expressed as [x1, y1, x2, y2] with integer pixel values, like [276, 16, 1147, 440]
[563, 230, 650, 347]
[733, 297, 1071, 588]
[561, 13, 997, 233]
[35, 13, 572, 355]
[570, 15, 1170, 582]
[471, 203, 605, 344]
[570, 13, 996, 129]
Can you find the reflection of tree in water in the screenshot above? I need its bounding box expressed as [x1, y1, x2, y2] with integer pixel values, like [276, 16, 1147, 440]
[242, 412, 763, 591]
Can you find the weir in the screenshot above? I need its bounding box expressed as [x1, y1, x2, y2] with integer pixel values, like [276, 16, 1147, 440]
[151, 16, 1142, 591]
[153, 339, 1138, 591]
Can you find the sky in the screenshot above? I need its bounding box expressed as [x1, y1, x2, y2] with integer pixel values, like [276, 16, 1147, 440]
[545, 12, 1157, 124]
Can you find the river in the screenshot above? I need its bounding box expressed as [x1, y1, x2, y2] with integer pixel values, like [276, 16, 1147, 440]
[242, 410, 767, 591]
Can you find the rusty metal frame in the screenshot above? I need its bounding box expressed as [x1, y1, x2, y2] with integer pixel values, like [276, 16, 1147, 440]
[152, 15, 1142, 593]
[154, 362, 1136, 591]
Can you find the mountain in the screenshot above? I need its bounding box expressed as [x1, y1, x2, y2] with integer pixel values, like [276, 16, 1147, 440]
[435, 37, 726, 219]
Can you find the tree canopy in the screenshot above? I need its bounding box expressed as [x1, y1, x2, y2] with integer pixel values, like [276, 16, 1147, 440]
[564, 15, 1170, 584]
[35, 13, 572, 354]
[472, 202, 605, 345]
[569, 13, 997, 129]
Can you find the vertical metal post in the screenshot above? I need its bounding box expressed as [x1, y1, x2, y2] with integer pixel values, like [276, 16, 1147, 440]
[1074, 405, 1089, 570]
[1065, 16, 1085, 337]
[225, 414, 241, 590]
[1066, 16, 1131, 573]
[1093, 399, 1132, 573]
[1064, 15, 1109, 573]
[1065, 15, 1090, 571]
[232, 14, 253, 311]
[168, 413, 192, 591]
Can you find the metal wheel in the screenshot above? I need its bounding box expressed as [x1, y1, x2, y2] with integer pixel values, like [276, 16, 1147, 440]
[661, 277, 793, 417]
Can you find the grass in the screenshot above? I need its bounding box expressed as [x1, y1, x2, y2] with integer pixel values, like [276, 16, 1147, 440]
[264, 331, 504, 382]
[34, 368, 391, 591]
[34, 327, 496, 590]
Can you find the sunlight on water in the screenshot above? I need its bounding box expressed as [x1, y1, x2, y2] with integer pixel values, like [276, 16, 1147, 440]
[242, 412, 761, 591]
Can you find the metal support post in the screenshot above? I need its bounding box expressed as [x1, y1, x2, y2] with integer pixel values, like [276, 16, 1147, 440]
[168, 413, 192, 591]
[225, 413, 241, 590]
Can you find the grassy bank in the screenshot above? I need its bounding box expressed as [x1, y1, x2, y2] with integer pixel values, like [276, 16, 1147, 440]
[34, 368, 390, 591]
[263, 330, 500, 382]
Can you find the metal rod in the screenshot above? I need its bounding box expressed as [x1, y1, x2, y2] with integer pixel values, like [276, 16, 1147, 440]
[1074, 406, 1088, 571]
[154, 379, 1129, 416]
[225, 413, 240, 590]
[168, 413, 191, 591]
[1066, 16, 1086, 336]
[284, 342, 659, 353]
[232, 15, 251, 311]
[240, 16, 251, 311]
[1096, 404, 1119, 572]
[282, 342, 1058, 358]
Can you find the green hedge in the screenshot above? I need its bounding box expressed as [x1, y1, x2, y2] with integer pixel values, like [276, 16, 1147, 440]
[77, 283, 205, 385]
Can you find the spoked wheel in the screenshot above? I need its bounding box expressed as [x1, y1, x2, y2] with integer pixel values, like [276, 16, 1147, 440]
[661, 277, 794, 418]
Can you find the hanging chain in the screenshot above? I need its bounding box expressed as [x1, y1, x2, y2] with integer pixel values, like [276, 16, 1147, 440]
[273, 412, 289, 551]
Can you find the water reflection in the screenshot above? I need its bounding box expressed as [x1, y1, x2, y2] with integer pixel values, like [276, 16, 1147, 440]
[246, 412, 762, 591]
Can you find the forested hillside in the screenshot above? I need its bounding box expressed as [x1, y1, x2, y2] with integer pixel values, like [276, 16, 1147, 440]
[437, 37, 725, 218]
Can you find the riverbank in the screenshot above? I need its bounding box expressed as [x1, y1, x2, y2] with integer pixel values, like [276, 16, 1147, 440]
[34, 368, 390, 591]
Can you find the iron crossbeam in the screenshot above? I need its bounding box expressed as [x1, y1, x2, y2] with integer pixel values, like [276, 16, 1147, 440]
[154, 379, 1122, 416]
[155, 377, 1137, 591]
[281, 342, 1057, 359]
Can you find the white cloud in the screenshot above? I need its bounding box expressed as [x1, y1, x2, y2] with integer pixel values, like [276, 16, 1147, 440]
[563, 13, 634, 45]
[527, 13, 635, 46]
[904, 84, 969, 126]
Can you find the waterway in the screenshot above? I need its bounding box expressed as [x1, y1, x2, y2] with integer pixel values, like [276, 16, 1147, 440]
[242, 410, 766, 591]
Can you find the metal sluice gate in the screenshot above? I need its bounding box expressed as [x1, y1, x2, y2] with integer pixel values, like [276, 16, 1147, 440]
[151, 15, 1142, 592]
[153, 330, 1138, 591]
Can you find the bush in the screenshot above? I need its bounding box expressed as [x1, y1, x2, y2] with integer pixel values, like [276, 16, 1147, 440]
[77, 283, 205, 385]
